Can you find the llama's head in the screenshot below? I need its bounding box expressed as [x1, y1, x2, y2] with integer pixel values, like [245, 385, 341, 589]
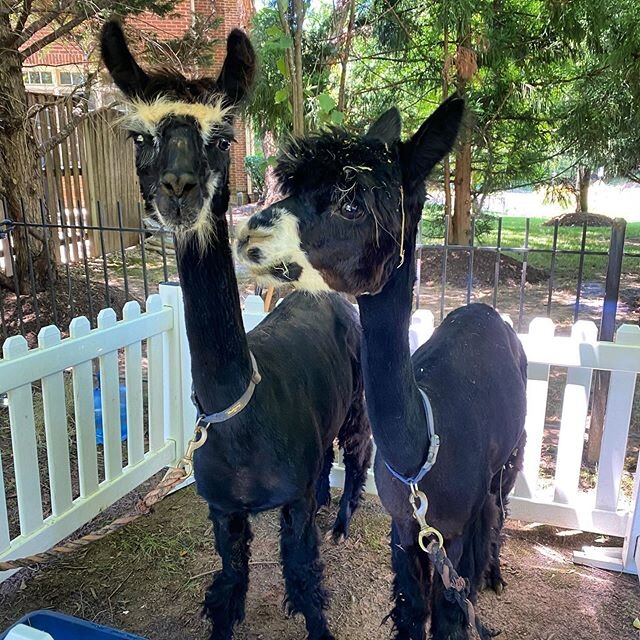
[236, 97, 464, 295]
[101, 21, 255, 244]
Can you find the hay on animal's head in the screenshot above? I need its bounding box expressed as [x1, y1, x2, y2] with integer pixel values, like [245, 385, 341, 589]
[455, 46, 478, 82]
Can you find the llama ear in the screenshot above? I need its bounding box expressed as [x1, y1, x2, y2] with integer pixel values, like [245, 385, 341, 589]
[365, 107, 401, 144]
[216, 29, 256, 105]
[403, 95, 465, 183]
[101, 21, 149, 98]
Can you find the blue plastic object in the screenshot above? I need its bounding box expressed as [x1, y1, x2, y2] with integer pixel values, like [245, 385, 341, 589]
[0, 611, 146, 639]
[94, 373, 128, 445]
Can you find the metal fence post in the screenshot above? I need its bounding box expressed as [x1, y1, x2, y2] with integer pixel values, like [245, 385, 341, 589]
[159, 282, 197, 466]
[587, 218, 627, 465]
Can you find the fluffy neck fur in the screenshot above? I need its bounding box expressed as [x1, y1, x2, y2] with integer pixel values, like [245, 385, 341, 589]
[176, 200, 253, 415]
[356, 200, 431, 477]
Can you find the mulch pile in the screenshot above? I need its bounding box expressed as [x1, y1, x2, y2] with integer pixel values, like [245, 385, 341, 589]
[543, 212, 613, 227]
[419, 250, 548, 287]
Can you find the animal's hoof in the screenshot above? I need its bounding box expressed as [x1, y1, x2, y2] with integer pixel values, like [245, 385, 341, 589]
[332, 531, 346, 545]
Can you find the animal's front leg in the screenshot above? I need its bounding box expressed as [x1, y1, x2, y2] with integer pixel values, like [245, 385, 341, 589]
[203, 510, 253, 640]
[387, 517, 431, 640]
[280, 496, 334, 640]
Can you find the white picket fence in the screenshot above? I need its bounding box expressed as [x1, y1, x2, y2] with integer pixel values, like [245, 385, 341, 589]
[0, 287, 639, 585]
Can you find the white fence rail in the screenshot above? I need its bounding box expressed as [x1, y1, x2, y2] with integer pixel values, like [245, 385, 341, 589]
[1, 288, 639, 583]
[0, 286, 195, 582]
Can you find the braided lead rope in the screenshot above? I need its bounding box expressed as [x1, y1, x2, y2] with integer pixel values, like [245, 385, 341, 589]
[408, 486, 495, 639]
[0, 461, 193, 572]
[425, 540, 497, 639]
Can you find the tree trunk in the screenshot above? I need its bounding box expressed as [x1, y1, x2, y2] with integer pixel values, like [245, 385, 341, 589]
[577, 165, 591, 213]
[0, 11, 56, 293]
[337, 0, 356, 113]
[277, 0, 305, 136]
[442, 19, 452, 230]
[452, 132, 472, 245]
[450, 19, 474, 246]
[262, 131, 283, 207]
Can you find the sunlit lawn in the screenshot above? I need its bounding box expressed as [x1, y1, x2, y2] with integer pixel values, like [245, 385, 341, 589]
[423, 216, 640, 283]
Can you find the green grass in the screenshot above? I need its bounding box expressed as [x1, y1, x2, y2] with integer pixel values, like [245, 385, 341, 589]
[482, 217, 640, 282]
[422, 213, 640, 283]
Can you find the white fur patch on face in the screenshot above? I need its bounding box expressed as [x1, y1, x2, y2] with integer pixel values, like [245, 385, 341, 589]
[120, 97, 232, 141]
[236, 209, 330, 293]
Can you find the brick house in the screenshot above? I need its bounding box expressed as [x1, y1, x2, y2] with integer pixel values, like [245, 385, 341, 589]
[23, 0, 255, 197]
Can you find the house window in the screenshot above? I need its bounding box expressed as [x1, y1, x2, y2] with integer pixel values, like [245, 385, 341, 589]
[23, 70, 53, 85]
[59, 71, 86, 86]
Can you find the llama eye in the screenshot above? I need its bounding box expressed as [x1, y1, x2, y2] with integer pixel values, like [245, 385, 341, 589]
[342, 203, 361, 218]
[217, 138, 231, 151]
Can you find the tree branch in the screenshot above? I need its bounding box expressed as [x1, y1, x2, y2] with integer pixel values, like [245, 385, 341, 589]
[37, 106, 104, 156]
[14, 0, 33, 37]
[16, 0, 75, 48]
[21, 12, 88, 59]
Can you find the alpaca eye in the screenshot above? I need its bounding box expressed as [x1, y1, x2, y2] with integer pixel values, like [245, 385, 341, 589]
[217, 138, 231, 151]
[342, 203, 361, 218]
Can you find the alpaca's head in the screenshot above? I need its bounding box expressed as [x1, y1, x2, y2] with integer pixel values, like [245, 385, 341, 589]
[101, 21, 255, 245]
[237, 97, 464, 295]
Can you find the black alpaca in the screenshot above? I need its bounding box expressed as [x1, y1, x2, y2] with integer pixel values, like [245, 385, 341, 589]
[101, 22, 372, 640]
[237, 98, 527, 639]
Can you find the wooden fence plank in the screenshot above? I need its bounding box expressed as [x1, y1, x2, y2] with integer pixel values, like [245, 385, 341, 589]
[3, 336, 43, 535]
[513, 317, 556, 499]
[69, 316, 99, 498]
[553, 321, 598, 505]
[147, 295, 165, 452]
[595, 325, 640, 511]
[123, 301, 144, 465]
[97, 309, 123, 481]
[38, 326, 73, 516]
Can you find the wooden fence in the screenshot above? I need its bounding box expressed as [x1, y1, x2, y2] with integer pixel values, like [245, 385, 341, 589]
[28, 93, 141, 259]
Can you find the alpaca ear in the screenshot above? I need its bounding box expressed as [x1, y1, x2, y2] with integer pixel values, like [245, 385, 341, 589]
[216, 29, 256, 105]
[365, 107, 401, 144]
[403, 95, 465, 183]
[100, 21, 150, 99]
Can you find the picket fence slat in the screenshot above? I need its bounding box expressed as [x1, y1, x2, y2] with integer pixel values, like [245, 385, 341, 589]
[514, 318, 555, 499]
[553, 321, 598, 505]
[0, 443, 175, 583]
[4, 337, 43, 535]
[520, 333, 640, 372]
[38, 326, 73, 516]
[596, 325, 640, 511]
[69, 317, 99, 498]
[98, 309, 123, 481]
[0, 307, 172, 392]
[147, 295, 165, 452]
[0, 453, 9, 552]
[242, 294, 267, 332]
[123, 302, 145, 466]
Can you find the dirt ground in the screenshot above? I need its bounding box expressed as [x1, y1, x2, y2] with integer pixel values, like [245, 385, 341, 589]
[1, 487, 638, 640]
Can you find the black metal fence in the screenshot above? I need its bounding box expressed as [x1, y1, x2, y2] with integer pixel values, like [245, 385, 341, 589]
[0, 199, 637, 345]
[415, 215, 637, 334]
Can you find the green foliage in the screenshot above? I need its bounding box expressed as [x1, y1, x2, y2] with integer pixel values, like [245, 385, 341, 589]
[244, 155, 268, 198]
[421, 202, 495, 241]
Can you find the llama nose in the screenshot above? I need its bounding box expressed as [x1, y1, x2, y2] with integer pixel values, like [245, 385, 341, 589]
[161, 172, 197, 197]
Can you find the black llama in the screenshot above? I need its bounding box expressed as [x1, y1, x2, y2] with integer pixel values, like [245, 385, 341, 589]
[101, 22, 372, 640]
[237, 97, 528, 639]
